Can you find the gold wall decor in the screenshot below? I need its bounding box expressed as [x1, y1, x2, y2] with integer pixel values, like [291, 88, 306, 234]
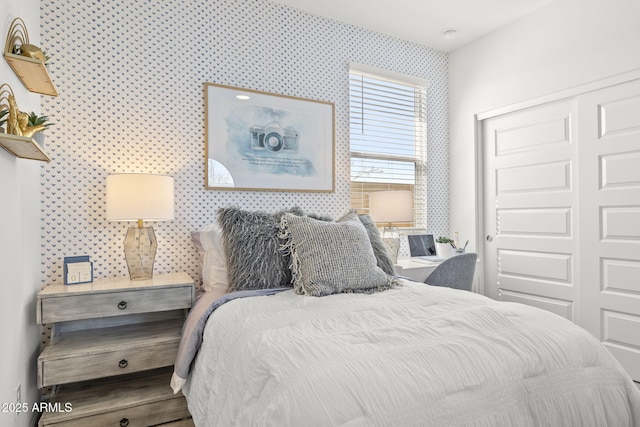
[0, 84, 9, 132]
[0, 83, 51, 162]
[3, 17, 58, 96]
[0, 83, 45, 137]
[0, 83, 15, 133]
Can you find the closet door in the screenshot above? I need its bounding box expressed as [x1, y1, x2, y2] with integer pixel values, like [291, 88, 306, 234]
[482, 99, 579, 319]
[578, 79, 640, 381]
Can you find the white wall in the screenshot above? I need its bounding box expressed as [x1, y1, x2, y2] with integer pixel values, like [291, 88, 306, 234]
[0, 2, 44, 426]
[448, 0, 640, 292]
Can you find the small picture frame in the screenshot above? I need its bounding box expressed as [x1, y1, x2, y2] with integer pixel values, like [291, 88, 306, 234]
[64, 256, 93, 285]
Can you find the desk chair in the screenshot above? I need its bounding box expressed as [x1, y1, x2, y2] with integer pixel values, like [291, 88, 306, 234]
[424, 253, 477, 291]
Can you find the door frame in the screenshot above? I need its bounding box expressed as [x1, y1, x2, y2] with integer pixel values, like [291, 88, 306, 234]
[473, 67, 640, 297]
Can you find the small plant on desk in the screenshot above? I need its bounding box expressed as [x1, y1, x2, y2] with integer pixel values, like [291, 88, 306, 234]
[436, 236, 454, 246]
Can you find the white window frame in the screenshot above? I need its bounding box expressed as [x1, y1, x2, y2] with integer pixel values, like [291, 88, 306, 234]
[349, 63, 429, 228]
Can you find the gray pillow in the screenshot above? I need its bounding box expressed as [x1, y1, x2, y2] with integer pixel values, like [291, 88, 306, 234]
[279, 211, 399, 297]
[217, 206, 303, 291]
[296, 212, 395, 275]
[357, 214, 396, 275]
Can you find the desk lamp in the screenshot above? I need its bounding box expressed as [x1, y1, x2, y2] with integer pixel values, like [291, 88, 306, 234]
[368, 190, 413, 263]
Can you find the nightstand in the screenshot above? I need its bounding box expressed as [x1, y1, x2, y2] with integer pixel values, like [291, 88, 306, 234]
[36, 272, 195, 427]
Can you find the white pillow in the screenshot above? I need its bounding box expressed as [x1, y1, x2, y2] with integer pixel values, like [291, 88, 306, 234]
[191, 225, 229, 293]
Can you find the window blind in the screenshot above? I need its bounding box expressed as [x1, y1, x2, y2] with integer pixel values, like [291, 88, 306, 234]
[349, 67, 427, 227]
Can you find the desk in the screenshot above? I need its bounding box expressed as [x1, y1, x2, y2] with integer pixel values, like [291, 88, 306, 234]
[394, 258, 442, 282]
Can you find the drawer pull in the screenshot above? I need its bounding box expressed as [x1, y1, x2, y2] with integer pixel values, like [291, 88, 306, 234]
[117, 301, 128, 310]
[119, 418, 130, 427]
[118, 359, 128, 369]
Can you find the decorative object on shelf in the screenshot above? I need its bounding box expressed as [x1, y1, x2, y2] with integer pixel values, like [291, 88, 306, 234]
[205, 83, 335, 192]
[3, 17, 58, 96]
[1, 84, 48, 137]
[7, 95, 47, 137]
[17, 43, 48, 63]
[106, 173, 175, 280]
[6, 92, 20, 135]
[63, 255, 93, 285]
[0, 84, 50, 161]
[368, 190, 413, 263]
[27, 111, 52, 146]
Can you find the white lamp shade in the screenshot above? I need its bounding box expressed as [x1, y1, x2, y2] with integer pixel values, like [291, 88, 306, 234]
[106, 174, 175, 222]
[368, 190, 413, 223]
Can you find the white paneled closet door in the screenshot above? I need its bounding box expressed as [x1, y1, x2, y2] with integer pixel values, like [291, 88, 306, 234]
[578, 80, 640, 381]
[481, 78, 640, 381]
[482, 99, 579, 320]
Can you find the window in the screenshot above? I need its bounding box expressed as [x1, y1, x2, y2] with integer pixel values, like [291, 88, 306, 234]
[349, 64, 428, 227]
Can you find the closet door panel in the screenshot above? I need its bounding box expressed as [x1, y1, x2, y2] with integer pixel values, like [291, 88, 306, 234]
[482, 77, 640, 381]
[482, 100, 579, 318]
[579, 79, 640, 381]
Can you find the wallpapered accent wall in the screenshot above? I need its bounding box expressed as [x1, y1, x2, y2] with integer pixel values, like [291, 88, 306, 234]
[40, 0, 448, 288]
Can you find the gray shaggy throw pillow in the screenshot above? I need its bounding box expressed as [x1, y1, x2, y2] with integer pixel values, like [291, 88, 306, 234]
[358, 214, 396, 275]
[217, 207, 303, 291]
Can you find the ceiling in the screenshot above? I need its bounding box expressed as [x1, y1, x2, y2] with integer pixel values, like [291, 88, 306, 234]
[269, 0, 558, 52]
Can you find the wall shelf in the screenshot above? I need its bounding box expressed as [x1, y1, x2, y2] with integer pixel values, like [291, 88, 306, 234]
[4, 17, 58, 97]
[0, 133, 51, 162]
[3, 52, 58, 97]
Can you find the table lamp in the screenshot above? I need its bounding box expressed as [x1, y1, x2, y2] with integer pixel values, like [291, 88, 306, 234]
[106, 173, 174, 280]
[368, 190, 413, 263]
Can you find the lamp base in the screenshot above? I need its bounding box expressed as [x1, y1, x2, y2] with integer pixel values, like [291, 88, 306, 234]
[123, 226, 158, 280]
[381, 225, 400, 263]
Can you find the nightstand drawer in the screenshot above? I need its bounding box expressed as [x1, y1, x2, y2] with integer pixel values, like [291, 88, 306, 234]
[38, 368, 190, 427]
[38, 318, 183, 388]
[40, 341, 178, 387]
[40, 286, 192, 323]
[40, 395, 190, 427]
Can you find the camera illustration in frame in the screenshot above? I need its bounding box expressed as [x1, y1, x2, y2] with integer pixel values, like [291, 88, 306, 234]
[205, 83, 335, 192]
[250, 123, 299, 153]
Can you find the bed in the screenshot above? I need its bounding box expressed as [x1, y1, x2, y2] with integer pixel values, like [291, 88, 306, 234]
[174, 208, 640, 426]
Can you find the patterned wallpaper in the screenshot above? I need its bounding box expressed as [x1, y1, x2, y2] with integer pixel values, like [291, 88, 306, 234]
[39, 0, 448, 288]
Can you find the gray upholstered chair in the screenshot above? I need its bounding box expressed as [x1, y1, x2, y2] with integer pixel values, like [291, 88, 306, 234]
[424, 253, 477, 291]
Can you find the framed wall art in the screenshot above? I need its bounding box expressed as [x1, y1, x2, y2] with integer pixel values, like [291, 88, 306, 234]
[205, 83, 335, 192]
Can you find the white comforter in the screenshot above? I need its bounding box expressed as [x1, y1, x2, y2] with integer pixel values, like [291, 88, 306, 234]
[183, 280, 640, 426]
